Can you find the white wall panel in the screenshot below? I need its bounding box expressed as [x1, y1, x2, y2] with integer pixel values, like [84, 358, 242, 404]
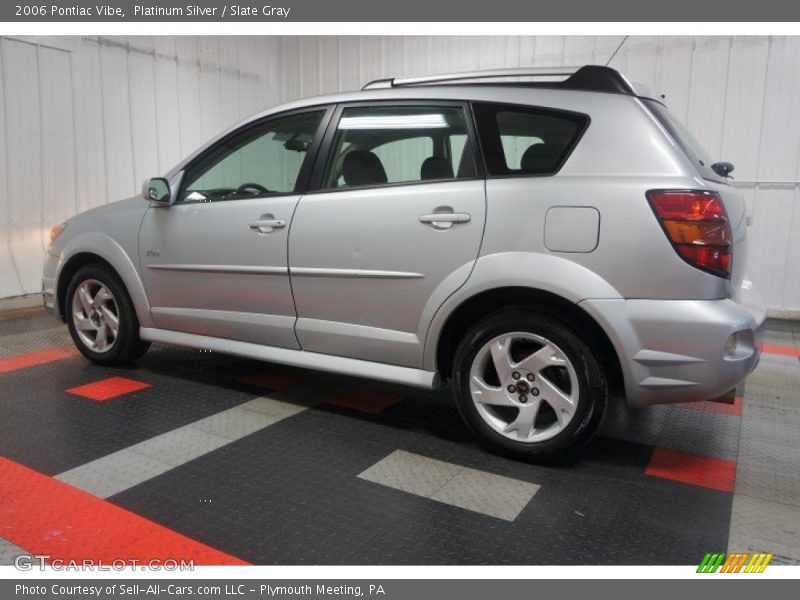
[3, 39, 43, 295]
[687, 37, 731, 161]
[99, 39, 136, 202]
[655, 36, 694, 122]
[71, 38, 107, 215]
[720, 37, 769, 183]
[127, 37, 160, 191]
[198, 37, 223, 146]
[0, 34, 798, 317]
[0, 38, 20, 298]
[0, 35, 277, 302]
[217, 37, 242, 129]
[758, 37, 800, 183]
[39, 46, 77, 239]
[175, 37, 203, 159]
[151, 37, 182, 174]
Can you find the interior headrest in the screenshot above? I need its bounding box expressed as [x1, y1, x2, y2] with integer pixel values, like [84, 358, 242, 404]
[520, 143, 558, 172]
[342, 151, 388, 187]
[420, 156, 454, 180]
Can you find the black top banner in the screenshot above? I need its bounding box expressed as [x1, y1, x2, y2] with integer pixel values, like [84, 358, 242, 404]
[2, 0, 799, 22]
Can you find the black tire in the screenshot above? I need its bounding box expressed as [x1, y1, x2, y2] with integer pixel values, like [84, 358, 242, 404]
[65, 264, 150, 365]
[451, 308, 607, 460]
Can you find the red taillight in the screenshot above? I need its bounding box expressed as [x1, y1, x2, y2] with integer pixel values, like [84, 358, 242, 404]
[647, 190, 731, 278]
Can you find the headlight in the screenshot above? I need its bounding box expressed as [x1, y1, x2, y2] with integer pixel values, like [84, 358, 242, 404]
[49, 223, 67, 245]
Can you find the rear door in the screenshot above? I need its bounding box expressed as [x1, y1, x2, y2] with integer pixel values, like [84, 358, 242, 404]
[288, 102, 486, 367]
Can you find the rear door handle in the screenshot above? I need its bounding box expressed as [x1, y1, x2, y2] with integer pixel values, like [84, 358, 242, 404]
[249, 215, 286, 234]
[419, 211, 471, 230]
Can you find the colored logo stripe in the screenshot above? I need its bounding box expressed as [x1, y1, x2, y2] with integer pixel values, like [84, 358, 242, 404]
[0, 457, 248, 565]
[697, 552, 773, 573]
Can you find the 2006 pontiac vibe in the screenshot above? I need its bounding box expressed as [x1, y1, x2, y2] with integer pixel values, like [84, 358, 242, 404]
[43, 66, 765, 459]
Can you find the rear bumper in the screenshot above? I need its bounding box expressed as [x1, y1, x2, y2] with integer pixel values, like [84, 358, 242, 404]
[580, 291, 765, 407]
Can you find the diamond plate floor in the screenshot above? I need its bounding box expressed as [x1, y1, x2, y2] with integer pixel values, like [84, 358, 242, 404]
[1, 309, 798, 565]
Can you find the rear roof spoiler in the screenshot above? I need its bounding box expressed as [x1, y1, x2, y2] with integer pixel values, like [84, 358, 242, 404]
[362, 65, 636, 95]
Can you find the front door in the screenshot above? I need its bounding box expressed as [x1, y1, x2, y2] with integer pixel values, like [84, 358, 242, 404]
[139, 108, 329, 348]
[289, 103, 486, 367]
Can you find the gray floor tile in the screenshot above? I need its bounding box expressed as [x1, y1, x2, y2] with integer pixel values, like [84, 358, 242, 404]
[239, 395, 316, 419]
[131, 427, 231, 467]
[0, 537, 27, 566]
[53, 389, 318, 498]
[431, 468, 540, 522]
[761, 330, 797, 347]
[657, 405, 740, 461]
[190, 405, 285, 440]
[735, 454, 800, 507]
[358, 450, 461, 498]
[763, 319, 798, 334]
[0, 327, 71, 357]
[739, 403, 800, 453]
[359, 450, 540, 522]
[742, 356, 800, 410]
[728, 494, 800, 564]
[599, 402, 670, 446]
[56, 449, 172, 498]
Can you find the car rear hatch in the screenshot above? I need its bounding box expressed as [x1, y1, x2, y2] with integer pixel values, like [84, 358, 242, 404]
[643, 99, 748, 298]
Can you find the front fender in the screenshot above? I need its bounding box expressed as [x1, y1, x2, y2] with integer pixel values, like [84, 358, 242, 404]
[421, 251, 623, 371]
[56, 232, 153, 328]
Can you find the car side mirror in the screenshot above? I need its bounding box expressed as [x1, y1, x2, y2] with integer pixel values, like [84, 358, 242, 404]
[143, 177, 171, 204]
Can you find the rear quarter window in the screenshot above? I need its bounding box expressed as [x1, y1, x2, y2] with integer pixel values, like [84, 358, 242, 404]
[473, 103, 589, 177]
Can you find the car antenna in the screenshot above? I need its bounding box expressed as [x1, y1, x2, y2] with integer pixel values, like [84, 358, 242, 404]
[605, 35, 629, 66]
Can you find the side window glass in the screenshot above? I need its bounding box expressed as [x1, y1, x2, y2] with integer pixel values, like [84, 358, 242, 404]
[322, 106, 475, 190]
[373, 137, 433, 183]
[180, 110, 325, 202]
[473, 103, 588, 176]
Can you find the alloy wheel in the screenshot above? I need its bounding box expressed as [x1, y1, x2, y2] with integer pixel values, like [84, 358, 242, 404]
[71, 279, 120, 353]
[468, 332, 579, 443]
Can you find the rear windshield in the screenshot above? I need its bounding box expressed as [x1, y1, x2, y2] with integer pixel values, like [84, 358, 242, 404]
[645, 100, 725, 183]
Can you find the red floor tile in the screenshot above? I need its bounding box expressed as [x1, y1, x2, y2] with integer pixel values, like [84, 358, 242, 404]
[67, 376, 151, 402]
[684, 395, 743, 417]
[760, 343, 800, 358]
[326, 388, 402, 415]
[0, 457, 248, 565]
[238, 368, 306, 391]
[0, 348, 73, 374]
[645, 447, 736, 492]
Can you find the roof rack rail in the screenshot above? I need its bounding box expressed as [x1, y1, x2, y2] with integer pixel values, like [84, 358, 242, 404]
[361, 65, 636, 95]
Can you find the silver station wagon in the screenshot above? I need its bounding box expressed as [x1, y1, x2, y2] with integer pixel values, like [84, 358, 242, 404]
[43, 66, 765, 459]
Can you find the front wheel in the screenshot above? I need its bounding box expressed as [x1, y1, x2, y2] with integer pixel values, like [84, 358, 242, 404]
[452, 309, 607, 460]
[66, 264, 150, 365]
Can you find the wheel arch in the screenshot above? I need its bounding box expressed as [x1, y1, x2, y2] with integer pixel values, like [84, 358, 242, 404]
[55, 233, 153, 328]
[57, 252, 114, 320]
[431, 286, 625, 401]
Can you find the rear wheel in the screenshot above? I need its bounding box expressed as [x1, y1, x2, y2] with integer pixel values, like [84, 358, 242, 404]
[66, 264, 150, 365]
[452, 309, 606, 460]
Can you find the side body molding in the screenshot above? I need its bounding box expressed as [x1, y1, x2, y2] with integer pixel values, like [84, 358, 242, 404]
[421, 251, 623, 371]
